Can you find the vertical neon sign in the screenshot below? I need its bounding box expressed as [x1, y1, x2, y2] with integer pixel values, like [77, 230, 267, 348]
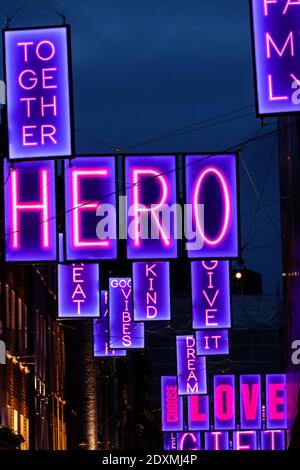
[185, 154, 238, 258]
[233, 431, 258, 450]
[176, 335, 207, 395]
[4, 26, 73, 160]
[250, 0, 300, 115]
[125, 155, 178, 259]
[58, 263, 100, 318]
[64, 156, 117, 261]
[109, 278, 144, 349]
[266, 374, 287, 429]
[261, 430, 286, 450]
[191, 261, 231, 329]
[4, 159, 57, 262]
[176, 432, 201, 450]
[163, 432, 177, 450]
[239, 375, 261, 430]
[187, 395, 209, 431]
[94, 291, 126, 357]
[214, 375, 236, 430]
[132, 262, 171, 321]
[204, 432, 229, 451]
[196, 329, 229, 355]
[161, 376, 183, 432]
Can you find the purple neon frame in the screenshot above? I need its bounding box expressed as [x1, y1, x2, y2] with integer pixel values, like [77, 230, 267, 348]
[3, 25, 74, 160]
[185, 153, 239, 259]
[249, 0, 300, 116]
[64, 156, 117, 262]
[3, 158, 57, 262]
[57, 263, 100, 318]
[109, 277, 144, 349]
[161, 376, 184, 432]
[191, 260, 231, 330]
[132, 261, 171, 321]
[176, 335, 207, 396]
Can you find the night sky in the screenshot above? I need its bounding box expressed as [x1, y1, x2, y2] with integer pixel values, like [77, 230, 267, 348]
[0, 0, 281, 293]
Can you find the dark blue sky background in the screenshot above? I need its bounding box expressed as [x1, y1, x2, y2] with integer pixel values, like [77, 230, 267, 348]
[0, 0, 282, 293]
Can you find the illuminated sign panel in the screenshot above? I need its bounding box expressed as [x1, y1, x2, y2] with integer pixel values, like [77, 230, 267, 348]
[125, 155, 178, 259]
[163, 432, 177, 450]
[239, 375, 261, 430]
[233, 431, 258, 450]
[176, 335, 207, 395]
[64, 156, 117, 261]
[4, 26, 72, 160]
[132, 262, 171, 321]
[261, 430, 286, 450]
[58, 263, 100, 318]
[94, 291, 126, 357]
[250, 0, 300, 116]
[205, 432, 229, 451]
[214, 375, 236, 430]
[176, 432, 201, 450]
[196, 329, 229, 355]
[109, 278, 144, 349]
[191, 261, 231, 330]
[161, 376, 183, 432]
[185, 154, 238, 259]
[4, 159, 57, 262]
[187, 395, 209, 431]
[266, 374, 287, 429]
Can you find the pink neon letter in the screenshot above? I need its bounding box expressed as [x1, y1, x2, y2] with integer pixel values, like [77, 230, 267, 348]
[215, 384, 234, 420]
[11, 168, 50, 249]
[283, 0, 300, 15]
[266, 32, 294, 58]
[241, 384, 260, 421]
[193, 167, 231, 246]
[236, 431, 255, 450]
[190, 396, 207, 422]
[263, 0, 278, 16]
[71, 169, 110, 248]
[132, 168, 170, 247]
[268, 75, 288, 101]
[268, 383, 285, 420]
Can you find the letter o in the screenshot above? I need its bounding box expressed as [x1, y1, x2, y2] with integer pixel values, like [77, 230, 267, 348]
[36, 40, 55, 61]
[193, 166, 231, 246]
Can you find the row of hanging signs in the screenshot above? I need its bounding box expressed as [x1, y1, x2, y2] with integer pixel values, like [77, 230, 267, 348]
[2, 1, 290, 450]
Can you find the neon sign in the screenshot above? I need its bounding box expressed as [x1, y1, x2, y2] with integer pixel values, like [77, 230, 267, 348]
[58, 263, 100, 318]
[239, 375, 261, 430]
[250, 0, 300, 115]
[261, 430, 286, 450]
[191, 261, 231, 330]
[196, 329, 229, 355]
[64, 156, 117, 261]
[176, 335, 207, 395]
[109, 278, 144, 349]
[214, 375, 236, 430]
[176, 432, 201, 450]
[185, 154, 238, 258]
[125, 155, 178, 259]
[4, 26, 73, 160]
[4, 159, 57, 262]
[266, 374, 287, 429]
[161, 376, 183, 432]
[163, 432, 177, 450]
[187, 395, 209, 431]
[161, 374, 287, 449]
[94, 291, 126, 357]
[204, 432, 229, 451]
[132, 262, 171, 321]
[233, 431, 258, 450]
